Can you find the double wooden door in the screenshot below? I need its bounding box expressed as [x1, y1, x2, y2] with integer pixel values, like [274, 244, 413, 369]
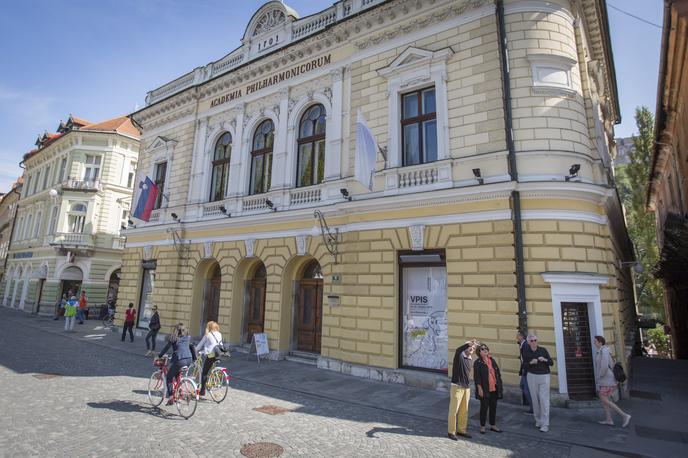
[296, 279, 323, 353]
[204, 269, 221, 324]
[561, 302, 596, 400]
[246, 278, 266, 343]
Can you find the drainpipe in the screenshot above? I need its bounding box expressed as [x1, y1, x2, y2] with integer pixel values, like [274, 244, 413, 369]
[496, 0, 528, 333]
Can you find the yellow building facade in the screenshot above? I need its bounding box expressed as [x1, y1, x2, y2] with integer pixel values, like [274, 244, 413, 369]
[123, 0, 636, 402]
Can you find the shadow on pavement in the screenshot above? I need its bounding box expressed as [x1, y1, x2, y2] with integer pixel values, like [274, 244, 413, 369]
[87, 400, 179, 420]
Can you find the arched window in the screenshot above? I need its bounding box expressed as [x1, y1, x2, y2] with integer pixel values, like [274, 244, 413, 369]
[210, 132, 232, 202]
[297, 104, 326, 187]
[250, 120, 274, 195]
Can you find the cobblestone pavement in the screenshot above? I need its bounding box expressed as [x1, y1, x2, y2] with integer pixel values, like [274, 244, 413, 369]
[0, 309, 618, 457]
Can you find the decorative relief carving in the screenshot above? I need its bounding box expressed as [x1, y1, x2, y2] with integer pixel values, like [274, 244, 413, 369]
[408, 225, 425, 251]
[323, 87, 332, 104]
[204, 241, 213, 259]
[245, 239, 255, 258]
[252, 10, 286, 36]
[296, 235, 307, 256]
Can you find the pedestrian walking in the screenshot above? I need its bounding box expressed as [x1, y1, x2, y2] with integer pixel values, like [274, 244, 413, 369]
[76, 290, 88, 324]
[63, 296, 78, 332]
[157, 323, 197, 405]
[145, 306, 161, 356]
[522, 334, 553, 432]
[447, 339, 477, 440]
[594, 336, 631, 427]
[517, 330, 533, 414]
[195, 321, 223, 397]
[474, 344, 503, 434]
[53, 294, 67, 321]
[121, 302, 136, 342]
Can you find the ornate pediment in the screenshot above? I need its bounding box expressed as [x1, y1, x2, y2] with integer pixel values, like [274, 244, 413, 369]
[244, 1, 299, 40]
[146, 136, 178, 153]
[378, 47, 454, 77]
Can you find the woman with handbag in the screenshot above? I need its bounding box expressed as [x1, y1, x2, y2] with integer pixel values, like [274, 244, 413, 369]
[473, 344, 504, 434]
[195, 321, 223, 397]
[594, 336, 631, 427]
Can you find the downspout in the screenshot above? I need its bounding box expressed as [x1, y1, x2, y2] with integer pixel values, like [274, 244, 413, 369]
[496, 0, 528, 333]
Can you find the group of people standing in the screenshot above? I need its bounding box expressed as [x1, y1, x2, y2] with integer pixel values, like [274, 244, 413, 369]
[56, 290, 88, 331]
[448, 330, 631, 440]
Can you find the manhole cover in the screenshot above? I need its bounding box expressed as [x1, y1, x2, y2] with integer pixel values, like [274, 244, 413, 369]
[253, 405, 293, 415]
[240, 442, 284, 458]
[32, 373, 61, 380]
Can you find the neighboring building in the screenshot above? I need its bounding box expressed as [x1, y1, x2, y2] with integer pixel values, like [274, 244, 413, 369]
[648, 0, 688, 359]
[613, 137, 634, 166]
[1, 115, 140, 314]
[0, 178, 23, 287]
[123, 0, 636, 402]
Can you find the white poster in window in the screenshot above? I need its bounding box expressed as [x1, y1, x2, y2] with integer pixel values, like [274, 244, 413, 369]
[402, 266, 448, 371]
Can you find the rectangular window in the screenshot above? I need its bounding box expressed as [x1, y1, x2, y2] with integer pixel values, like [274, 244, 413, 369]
[127, 162, 137, 188]
[401, 87, 437, 166]
[399, 250, 447, 372]
[137, 262, 156, 329]
[153, 161, 167, 209]
[33, 171, 41, 194]
[58, 157, 68, 182]
[84, 155, 101, 181]
[48, 206, 59, 234]
[42, 166, 50, 190]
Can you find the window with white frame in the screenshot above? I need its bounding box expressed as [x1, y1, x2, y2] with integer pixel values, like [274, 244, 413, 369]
[527, 54, 577, 96]
[250, 120, 274, 195]
[14, 216, 23, 240]
[153, 161, 167, 210]
[48, 206, 59, 234]
[210, 133, 232, 202]
[42, 166, 50, 190]
[58, 157, 68, 182]
[68, 203, 87, 233]
[24, 214, 33, 239]
[33, 212, 42, 238]
[127, 162, 137, 188]
[296, 105, 326, 188]
[32, 171, 40, 194]
[401, 87, 437, 166]
[84, 155, 101, 181]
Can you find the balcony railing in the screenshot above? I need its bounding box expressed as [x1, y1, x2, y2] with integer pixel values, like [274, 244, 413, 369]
[112, 237, 126, 250]
[381, 160, 453, 195]
[61, 179, 101, 192]
[50, 232, 95, 248]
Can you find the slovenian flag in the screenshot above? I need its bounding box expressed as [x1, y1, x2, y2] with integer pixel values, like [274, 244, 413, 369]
[132, 177, 159, 222]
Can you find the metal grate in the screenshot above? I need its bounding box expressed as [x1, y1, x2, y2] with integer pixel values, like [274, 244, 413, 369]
[240, 442, 284, 458]
[561, 302, 595, 400]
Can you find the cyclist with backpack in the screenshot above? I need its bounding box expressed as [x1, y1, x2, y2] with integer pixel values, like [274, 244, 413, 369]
[195, 321, 223, 397]
[157, 323, 196, 405]
[594, 335, 631, 427]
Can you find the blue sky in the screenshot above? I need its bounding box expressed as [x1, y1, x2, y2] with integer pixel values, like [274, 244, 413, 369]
[0, 0, 664, 192]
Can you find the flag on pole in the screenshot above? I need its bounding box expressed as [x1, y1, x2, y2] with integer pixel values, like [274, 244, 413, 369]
[132, 177, 159, 222]
[355, 109, 378, 190]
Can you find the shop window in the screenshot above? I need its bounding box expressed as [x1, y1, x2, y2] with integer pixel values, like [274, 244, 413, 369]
[401, 87, 437, 166]
[296, 104, 326, 188]
[210, 132, 232, 202]
[399, 250, 448, 372]
[249, 120, 274, 195]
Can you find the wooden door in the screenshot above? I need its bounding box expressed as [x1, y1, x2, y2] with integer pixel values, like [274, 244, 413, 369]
[297, 279, 323, 353]
[246, 279, 266, 343]
[204, 266, 221, 324]
[561, 302, 596, 400]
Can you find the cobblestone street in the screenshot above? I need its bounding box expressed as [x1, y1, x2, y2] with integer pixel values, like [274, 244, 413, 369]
[0, 311, 579, 457]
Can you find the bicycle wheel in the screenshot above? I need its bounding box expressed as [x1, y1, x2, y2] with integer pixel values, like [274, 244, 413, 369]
[175, 378, 198, 419]
[148, 371, 165, 407]
[208, 368, 229, 403]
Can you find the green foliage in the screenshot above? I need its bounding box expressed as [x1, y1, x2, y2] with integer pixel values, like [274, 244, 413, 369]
[614, 107, 664, 319]
[646, 324, 671, 358]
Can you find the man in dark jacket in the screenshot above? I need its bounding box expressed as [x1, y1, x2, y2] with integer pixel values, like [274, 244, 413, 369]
[517, 330, 533, 413]
[447, 339, 476, 440]
[522, 334, 554, 432]
[145, 305, 161, 356]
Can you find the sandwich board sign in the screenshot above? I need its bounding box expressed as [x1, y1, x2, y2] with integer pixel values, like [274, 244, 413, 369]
[248, 332, 269, 363]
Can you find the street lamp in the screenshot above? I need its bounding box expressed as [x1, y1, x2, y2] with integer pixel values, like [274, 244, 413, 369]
[313, 209, 339, 264]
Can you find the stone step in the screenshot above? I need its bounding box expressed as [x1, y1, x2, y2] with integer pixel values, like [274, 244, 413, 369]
[285, 351, 318, 366]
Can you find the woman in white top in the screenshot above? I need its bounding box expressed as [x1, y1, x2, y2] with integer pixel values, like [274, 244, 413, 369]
[594, 335, 631, 427]
[196, 321, 223, 396]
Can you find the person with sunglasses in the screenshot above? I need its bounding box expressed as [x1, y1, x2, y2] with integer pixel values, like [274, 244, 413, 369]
[474, 344, 503, 434]
[521, 334, 553, 432]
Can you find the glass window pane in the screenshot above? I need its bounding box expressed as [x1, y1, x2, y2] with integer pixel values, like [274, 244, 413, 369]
[265, 153, 272, 191]
[210, 166, 222, 201]
[265, 130, 274, 149]
[315, 114, 326, 135]
[403, 124, 420, 166]
[297, 143, 313, 187]
[423, 89, 436, 114]
[300, 119, 313, 138]
[423, 120, 437, 163]
[254, 133, 264, 150]
[403, 93, 418, 119]
[316, 140, 325, 184]
[251, 155, 264, 195]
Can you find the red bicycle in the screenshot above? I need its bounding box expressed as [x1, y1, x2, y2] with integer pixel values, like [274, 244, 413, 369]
[148, 355, 199, 418]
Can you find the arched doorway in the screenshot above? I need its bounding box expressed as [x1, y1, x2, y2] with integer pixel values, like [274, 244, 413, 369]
[107, 269, 121, 306]
[60, 266, 83, 301]
[202, 263, 221, 329]
[244, 262, 266, 343]
[295, 260, 323, 354]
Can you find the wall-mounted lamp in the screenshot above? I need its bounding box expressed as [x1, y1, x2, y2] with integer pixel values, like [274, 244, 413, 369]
[340, 188, 352, 201]
[48, 188, 61, 200]
[565, 164, 581, 181]
[219, 206, 231, 217]
[314, 209, 339, 264]
[472, 168, 484, 185]
[265, 199, 277, 211]
[619, 260, 644, 274]
[171, 213, 179, 221]
[127, 219, 135, 227]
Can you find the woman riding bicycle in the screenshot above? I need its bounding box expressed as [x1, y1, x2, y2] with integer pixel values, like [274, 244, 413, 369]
[195, 321, 223, 397]
[157, 323, 196, 405]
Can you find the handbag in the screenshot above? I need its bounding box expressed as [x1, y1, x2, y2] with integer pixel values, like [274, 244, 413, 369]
[608, 351, 627, 383]
[210, 332, 228, 358]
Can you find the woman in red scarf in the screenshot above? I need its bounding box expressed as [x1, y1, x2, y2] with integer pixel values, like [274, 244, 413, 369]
[474, 344, 504, 434]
